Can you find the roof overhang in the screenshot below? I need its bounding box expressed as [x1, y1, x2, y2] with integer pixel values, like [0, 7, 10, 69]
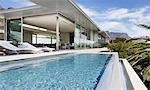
[23, 14, 75, 33]
[99, 31, 111, 39]
[30, 0, 100, 31]
[0, 0, 100, 31]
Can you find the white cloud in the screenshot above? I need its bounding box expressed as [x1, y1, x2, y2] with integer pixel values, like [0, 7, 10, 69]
[79, 4, 150, 23]
[100, 8, 129, 20]
[99, 21, 150, 38]
[78, 4, 150, 37]
[15, 0, 35, 7]
[97, 6, 150, 21]
[99, 21, 128, 32]
[130, 26, 150, 37]
[98, 21, 136, 36]
[78, 4, 99, 17]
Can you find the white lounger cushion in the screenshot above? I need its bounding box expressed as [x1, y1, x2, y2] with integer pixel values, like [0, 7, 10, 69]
[0, 41, 20, 51]
[18, 42, 36, 49]
[0, 40, 43, 52]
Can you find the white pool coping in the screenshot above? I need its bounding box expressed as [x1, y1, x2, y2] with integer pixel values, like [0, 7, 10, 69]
[96, 52, 126, 90]
[120, 59, 148, 90]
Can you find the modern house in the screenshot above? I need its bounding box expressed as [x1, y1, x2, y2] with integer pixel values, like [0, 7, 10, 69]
[0, 1, 148, 90]
[0, 0, 108, 50]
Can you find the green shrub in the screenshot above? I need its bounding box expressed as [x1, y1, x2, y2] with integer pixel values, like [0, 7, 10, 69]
[86, 44, 91, 48]
[107, 40, 150, 87]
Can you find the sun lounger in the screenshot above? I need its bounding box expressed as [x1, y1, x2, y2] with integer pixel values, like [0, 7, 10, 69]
[19, 42, 55, 52]
[0, 40, 43, 54]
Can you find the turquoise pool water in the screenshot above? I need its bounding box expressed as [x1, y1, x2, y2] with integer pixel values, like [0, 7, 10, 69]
[0, 54, 111, 90]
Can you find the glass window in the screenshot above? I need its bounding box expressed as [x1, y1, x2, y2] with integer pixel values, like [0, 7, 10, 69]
[81, 27, 87, 36]
[32, 34, 56, 44]
[87, 30, 90, 40]
[7, 19, 21, 44]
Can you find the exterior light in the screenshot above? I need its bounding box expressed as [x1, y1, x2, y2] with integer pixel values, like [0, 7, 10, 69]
[23, 24, 47, 31]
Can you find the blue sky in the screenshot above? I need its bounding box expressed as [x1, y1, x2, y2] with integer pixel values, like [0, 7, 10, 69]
[0, 0, 150, 37]
[75, 0, 150, 10]
[75, 0, 150, 37]
[0, 0, 34, 8]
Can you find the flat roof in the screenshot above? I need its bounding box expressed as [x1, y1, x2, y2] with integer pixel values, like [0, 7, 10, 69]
[0, 0, 101, 32]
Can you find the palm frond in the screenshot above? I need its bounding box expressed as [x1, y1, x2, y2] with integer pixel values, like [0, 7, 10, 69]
[137, 24, 150, 30]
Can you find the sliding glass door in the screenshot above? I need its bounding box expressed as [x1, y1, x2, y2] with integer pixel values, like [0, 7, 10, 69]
[7, 18, 21, 45]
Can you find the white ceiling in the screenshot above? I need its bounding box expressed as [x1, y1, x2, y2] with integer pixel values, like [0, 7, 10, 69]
[30, 0, 99, 31]
[23, 14, 75, 33]
[0, 0, 100, 31]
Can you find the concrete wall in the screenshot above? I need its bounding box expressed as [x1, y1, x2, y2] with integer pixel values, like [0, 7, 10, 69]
[60, 32, 70, 44]
[23, 30, 32, 43]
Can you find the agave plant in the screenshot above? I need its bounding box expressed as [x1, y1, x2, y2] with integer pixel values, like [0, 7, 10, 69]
[107, 40, 135, 58]
[107, 39, 150, 87]
[143, 65, 150, 82]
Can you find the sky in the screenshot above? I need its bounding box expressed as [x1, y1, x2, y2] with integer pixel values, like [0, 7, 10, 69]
[0, 0, 35, 8]
[75, 0, 150, 37]
[0, 0, 150, 37]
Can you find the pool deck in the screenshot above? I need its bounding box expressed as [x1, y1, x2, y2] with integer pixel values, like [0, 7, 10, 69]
[0, 48, 108, 62]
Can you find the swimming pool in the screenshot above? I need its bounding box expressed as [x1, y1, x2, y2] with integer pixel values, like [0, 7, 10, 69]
[0, 53, 111, 90]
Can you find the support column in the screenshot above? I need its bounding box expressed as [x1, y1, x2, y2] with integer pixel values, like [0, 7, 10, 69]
[74, 23, 77, 49]
[35, 34, 37, 44]
[51, 36, 53, 44]
[90, 30, 94, 48]
[56, 15, 60, 50]
[21, 17, 23, 43]
[4, 19, 7, 41]
[90, 30, 94, 41]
